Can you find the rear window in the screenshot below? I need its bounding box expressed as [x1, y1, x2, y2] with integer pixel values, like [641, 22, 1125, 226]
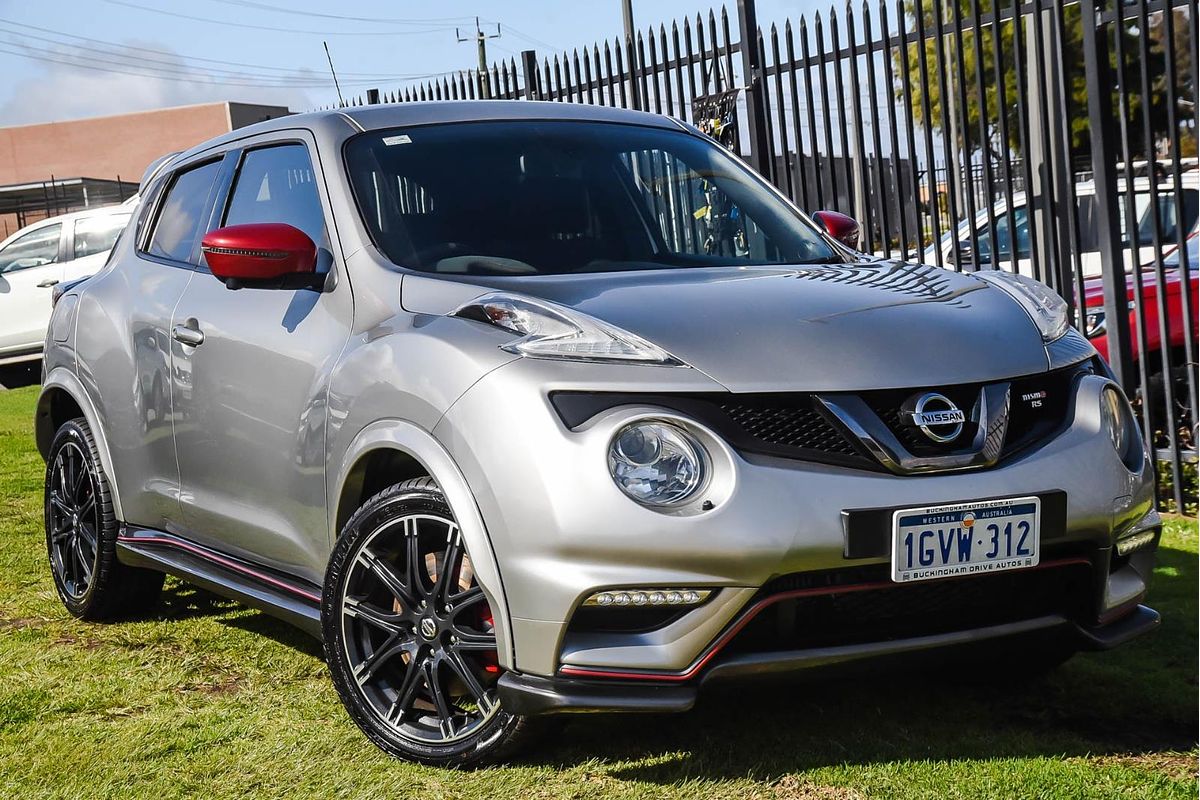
[344, 120, 838, 276]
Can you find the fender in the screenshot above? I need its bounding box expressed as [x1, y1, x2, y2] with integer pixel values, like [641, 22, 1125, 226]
[330, 419, 516, 669]
[36, 367, 125, 521]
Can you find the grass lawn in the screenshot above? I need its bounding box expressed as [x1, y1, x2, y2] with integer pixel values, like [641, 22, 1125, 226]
[0, 383, 1196, 799]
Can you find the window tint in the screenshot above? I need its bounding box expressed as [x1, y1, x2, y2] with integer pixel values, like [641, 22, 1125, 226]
[147, 161, 221, 264]
[344, 121, 838, 275]
[0, 223, 60, 273]
[74, 214, 131, 259]
[223, 144, 325, 246]
[623, 148, 780, 259]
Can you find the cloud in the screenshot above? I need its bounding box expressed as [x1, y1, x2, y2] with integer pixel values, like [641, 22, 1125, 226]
[0, 41, 318, 125]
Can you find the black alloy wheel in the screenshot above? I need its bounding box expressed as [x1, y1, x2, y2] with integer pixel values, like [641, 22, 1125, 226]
[324, 477, 543, 766]
[44, 418, 163, 619]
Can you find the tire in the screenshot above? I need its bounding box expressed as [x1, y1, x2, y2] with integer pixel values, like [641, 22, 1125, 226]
[44, 417, 163, 620]
[323, 477, 543, 767]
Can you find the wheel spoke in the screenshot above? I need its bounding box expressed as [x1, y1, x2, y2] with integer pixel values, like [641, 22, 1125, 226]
[355, 548, 416, 607]
[450, 628, 496, 651]
[435, 526, 464, 603]
[77, 489, 96, 521]
[343, 596, 406, 635]
[447, 585, 486, 613]
[77, 521, 98, 553]
[443, 651, 492, 712]
[49, 492, 73, 517]
[404, 521, 427, 601]
[71, 458, 89, 501]
[388, 655, 426, 723]
[352, 633, 408, 687]
[423, 660, 456, 739]
[74, 538, 93, 585]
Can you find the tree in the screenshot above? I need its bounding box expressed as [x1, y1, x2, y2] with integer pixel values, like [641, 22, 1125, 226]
[894, 0, 1178, 160]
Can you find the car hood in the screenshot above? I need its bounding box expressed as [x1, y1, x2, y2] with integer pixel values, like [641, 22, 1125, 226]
[401, 262, 1051, 392]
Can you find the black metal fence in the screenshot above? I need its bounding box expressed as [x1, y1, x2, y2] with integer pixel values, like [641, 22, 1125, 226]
[342, 0, 1198, 512]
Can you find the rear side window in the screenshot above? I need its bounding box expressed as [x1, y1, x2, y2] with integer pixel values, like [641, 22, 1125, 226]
[0, 223, 60, 273]
[223, 144, 325, 246]
[74, 214, 131, 259]
[146, 160, 221, 264]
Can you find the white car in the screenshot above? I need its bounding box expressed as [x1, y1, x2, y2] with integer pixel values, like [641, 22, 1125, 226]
[924, 168, 1199, 277]
[0, 198, 135, 365]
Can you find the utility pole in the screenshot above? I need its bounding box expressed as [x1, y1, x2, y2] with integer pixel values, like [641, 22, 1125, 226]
[457, 17, 501, 98]
[622, 0, 640, 110]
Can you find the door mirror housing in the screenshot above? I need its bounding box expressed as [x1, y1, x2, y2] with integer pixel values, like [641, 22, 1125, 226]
[201, 223, 322, 290]
[811, 210, 861, 250]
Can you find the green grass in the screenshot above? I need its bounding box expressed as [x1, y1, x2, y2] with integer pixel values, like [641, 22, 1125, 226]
[0, 384, 1196, 799]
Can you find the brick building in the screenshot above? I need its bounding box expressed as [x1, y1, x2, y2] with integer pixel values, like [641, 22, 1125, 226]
[0, 102, 290, 236]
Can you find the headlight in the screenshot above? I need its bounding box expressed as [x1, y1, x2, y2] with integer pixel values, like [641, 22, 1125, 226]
[1084, 309, 1106, 338]
[608, 421, 707, 507]
[453, 292, 682, 365]
[1100, 386, 1143, 471]
[976, 271, 1069, 342]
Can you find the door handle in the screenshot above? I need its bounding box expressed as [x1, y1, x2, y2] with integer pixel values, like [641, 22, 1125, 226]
[171, 323, 205, 347]
[37, 278, 59, 288]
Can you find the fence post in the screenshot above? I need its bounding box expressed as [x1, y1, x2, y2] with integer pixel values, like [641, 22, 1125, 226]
[520, 49, 539, 99]
[1079, 0, 1134, 391]
[735, 0, 771, 176]
[366, 88, 380, 105]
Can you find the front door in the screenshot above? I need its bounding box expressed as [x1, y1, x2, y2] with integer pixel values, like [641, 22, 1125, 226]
[0, 222, 63, 356]
[171, 138, 353, 583]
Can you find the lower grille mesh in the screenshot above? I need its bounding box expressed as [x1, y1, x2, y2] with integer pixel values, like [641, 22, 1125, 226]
[726, 560, 1094, 654]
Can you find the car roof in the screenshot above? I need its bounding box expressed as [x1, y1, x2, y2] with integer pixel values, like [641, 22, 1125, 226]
[172, 100, 688, 164]
[0, 202, 132, 246]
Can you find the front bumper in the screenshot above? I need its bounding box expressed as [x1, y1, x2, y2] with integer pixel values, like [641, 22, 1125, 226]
[498, 604, 1161, 716]
[434, 358, 1159, 678]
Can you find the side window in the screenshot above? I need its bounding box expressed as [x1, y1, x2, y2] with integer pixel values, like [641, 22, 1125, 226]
[74, 214, 131, 259]
[146, 160, 222, 264]
[976, 206, 1030, 262]
[223, 144, 325, 247]
[0, 223, 61, 273]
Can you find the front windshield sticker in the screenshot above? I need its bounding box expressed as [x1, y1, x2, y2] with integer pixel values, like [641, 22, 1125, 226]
[382, 134, 413, 146]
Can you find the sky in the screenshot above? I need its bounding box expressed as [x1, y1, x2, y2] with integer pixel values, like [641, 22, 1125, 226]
[0, 0, 824, 126]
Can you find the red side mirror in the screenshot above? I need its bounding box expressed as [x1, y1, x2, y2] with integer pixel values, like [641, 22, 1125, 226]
[812, 210, 862, 251]
[201, 223, 321, 290]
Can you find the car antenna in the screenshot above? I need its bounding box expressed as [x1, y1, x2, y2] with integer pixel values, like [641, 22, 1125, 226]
[324, 41, 346, 108]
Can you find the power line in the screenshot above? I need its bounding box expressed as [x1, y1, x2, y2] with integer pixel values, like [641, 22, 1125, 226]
[102, 0, 459, 36]
[0, 27, 417, 83]
[0, 41, 456, 88]
[0, 17, 414, 77]
[202, 0, 476, 26]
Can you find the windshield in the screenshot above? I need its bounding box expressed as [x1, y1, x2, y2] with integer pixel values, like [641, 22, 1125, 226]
[344, 120, 839, 275]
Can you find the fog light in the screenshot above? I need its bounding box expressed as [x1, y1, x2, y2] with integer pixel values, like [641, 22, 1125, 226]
[583, 588, 713, 607]
[1116, 529, 1156, 556]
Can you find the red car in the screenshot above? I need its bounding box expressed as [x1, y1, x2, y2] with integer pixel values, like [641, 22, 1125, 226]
[1083, 232, 1198, 426]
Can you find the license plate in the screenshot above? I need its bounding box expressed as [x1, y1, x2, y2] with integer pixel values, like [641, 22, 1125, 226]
[891, 496, 1040, 583]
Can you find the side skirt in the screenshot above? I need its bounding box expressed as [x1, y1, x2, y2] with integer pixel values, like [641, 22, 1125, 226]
[116, 527, 323, 639]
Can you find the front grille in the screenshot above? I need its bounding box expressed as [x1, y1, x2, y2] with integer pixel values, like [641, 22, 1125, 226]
[549, 359, 1093, 473]
[719, 397, 861, 457]
[725, 559, 1095, 655]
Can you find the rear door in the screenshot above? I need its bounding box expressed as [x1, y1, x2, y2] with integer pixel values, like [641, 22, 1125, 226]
[0, 221, 64, 355]
[170, 134, 353, 583]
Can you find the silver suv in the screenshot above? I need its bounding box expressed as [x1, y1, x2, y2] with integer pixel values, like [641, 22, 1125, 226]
[37, 102, 1161, 766]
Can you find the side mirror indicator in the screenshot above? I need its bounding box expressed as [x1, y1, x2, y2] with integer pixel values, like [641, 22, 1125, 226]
[200, 223, 322, 290]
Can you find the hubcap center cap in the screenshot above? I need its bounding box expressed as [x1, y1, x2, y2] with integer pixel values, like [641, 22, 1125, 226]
[419, 617, 438, 640]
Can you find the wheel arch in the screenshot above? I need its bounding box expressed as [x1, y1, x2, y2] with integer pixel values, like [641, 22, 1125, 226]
[330, 419, 515, 668]
[36, 368, 125, 521]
